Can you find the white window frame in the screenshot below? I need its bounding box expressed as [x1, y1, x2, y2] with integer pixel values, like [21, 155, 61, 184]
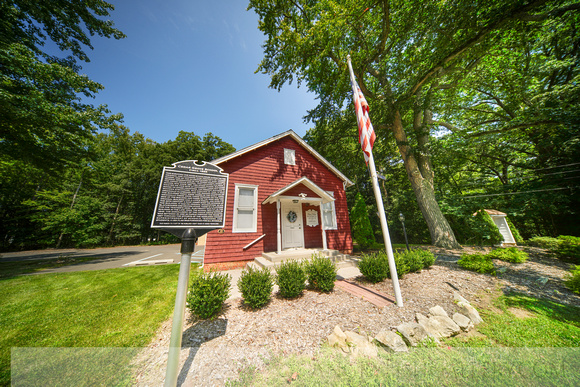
[232, 184, 258, 233]
[284, 148, 296, 165]
[322, 191, 337, 230]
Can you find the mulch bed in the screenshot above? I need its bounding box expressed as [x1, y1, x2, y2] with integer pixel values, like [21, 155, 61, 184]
[133, 246, 579, 386]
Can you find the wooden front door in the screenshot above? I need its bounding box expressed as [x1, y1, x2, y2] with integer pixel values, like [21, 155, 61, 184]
[282, 202, 304, 249]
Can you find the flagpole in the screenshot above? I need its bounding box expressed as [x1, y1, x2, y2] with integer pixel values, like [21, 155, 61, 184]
[347, 55, 404, 307]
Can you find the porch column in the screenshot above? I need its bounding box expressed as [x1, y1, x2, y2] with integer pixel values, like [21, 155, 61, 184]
[320, 203, 327, 251]
[276, 199, 282, 254]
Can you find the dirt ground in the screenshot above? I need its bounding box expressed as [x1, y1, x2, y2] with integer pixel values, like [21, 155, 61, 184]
[132, 246, 579, 386]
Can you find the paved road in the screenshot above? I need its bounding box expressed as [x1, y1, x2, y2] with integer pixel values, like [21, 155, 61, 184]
[0, 244, 205, 274]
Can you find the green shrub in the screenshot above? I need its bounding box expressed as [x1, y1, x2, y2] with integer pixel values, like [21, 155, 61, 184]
[389, 252, 410, 279]
[350, 193, 376, 249]
[555, 236, 580, 264]
[487, 247, 528, 263]
[306, 254, 337, 293]
[388, 249, 436, 279]
[505, 217, 524, 244]
[359, 252, 389, 283]
[471, 210, 504, 246]
[238, 266, 274, 309]
[276, 260, 307, 299]
[565, 266, 580, 294]
[458, 253, 496, 275]
[526, 236, 560, 250]
[187, 270, 231, 319]
[419, 250, 437, 268]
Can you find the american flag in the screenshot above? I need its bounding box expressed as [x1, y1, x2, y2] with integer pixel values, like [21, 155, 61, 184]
[351, 82, 376, 164]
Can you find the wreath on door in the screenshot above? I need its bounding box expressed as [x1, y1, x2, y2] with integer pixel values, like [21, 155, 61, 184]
[286, 210, 297, 223]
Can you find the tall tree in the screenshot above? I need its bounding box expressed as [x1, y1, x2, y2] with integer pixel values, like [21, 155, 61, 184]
[0, 0, 125, 172]
[248, 0, 576, 248]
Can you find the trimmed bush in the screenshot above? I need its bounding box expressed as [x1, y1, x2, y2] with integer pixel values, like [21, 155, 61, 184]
[405, 250, 426, 272]
[306, 254, 337, 293]
[276, 260, 307, 299]
[526, 236, 560, 250]
[350, 192, 376, 249]
[238, 266, 274, 309]
[420, 250, 437, 268]
[187, 270, 231, 319]
[565, 266, 580, 294]
[458, 253, 496, 275]
[359, 252, 389, 283]
[556, 236, 580, 264]
[388, 249, 436, 279]
[389, 252, 410, 279]
[487, 247, 528, 263]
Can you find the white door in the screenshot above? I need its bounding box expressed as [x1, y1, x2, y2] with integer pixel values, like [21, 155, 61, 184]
[282, 202, 304, 249]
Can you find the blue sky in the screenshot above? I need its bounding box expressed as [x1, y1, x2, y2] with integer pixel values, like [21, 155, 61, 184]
[78, 0, 317, 150]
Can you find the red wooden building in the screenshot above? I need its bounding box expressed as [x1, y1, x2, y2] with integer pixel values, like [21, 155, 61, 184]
[203, 130, 354, 265]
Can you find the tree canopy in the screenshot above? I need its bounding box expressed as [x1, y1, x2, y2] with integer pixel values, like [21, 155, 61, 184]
[0, 0, 126, 172]
[249, 0, 579, 247]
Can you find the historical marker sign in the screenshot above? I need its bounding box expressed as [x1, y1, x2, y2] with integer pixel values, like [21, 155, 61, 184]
[151, 160, 228, 232]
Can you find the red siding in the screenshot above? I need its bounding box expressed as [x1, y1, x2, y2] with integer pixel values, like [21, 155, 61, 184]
[204, 136, 353, 264]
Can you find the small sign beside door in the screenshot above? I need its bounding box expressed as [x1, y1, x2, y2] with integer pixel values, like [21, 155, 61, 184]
[305, 209, 319, 227]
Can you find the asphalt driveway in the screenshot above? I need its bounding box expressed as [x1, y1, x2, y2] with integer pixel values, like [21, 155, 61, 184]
[0, 243, 205, 274]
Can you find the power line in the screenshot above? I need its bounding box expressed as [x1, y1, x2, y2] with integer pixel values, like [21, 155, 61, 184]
[458, 186, 578, 199]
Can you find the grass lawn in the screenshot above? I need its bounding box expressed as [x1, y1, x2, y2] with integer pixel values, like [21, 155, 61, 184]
[229, 292, 580, 386]
[0, 263, 186, 386]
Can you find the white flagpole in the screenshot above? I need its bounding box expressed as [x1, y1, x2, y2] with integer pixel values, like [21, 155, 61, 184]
[347, 55, 404, 307]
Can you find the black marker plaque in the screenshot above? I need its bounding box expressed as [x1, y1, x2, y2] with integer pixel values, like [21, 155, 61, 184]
[151, 160, 228, 232]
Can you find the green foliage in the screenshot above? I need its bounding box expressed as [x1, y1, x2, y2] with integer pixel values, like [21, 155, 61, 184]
[0, 129, 235, 251]
[306, 254, 337, 293]
[0, 1, 125, 172]
[388, 249, 437, 279]
[526, 236, 561, 250]
[458, 254, 496, 275]
[420, 250, 437, 268]
[389, 252, 409, 279]
[505, 217, 523, 244]
[472, 210, 504, 246]
[358, 252, 389, 283]
[555, 236, 580, 264]
[350, 193, 376, 249]
[565, 266, 580, 295]
[187, 270, 231, 319]
[238, 266, 274, 309]
[275, 260, 307, 299]
[487, 248, 528, 263]
[525, 236, 580, 264]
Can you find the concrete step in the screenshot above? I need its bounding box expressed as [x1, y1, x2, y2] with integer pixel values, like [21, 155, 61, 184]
[262, 248, 327, 263]
[248, 250, 360, 272]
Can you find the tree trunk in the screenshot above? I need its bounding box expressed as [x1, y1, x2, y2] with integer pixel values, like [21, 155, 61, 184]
[108, 195, 123, 244]
[56, 172, 83, 249]
[391, 110, 461, 249]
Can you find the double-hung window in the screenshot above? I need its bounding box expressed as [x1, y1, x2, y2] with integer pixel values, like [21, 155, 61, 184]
[233, 184, 258, 232]
[321, 191, 337, 230]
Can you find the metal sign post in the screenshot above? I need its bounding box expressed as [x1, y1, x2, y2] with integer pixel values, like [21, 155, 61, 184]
[151, 160, 228, 387]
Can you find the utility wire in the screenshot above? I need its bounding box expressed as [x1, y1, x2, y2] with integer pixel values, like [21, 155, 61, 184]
[459, 186, 578, 199]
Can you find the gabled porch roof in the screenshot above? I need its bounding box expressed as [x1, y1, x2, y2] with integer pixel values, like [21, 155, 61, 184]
[262, 176, 335, 205]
